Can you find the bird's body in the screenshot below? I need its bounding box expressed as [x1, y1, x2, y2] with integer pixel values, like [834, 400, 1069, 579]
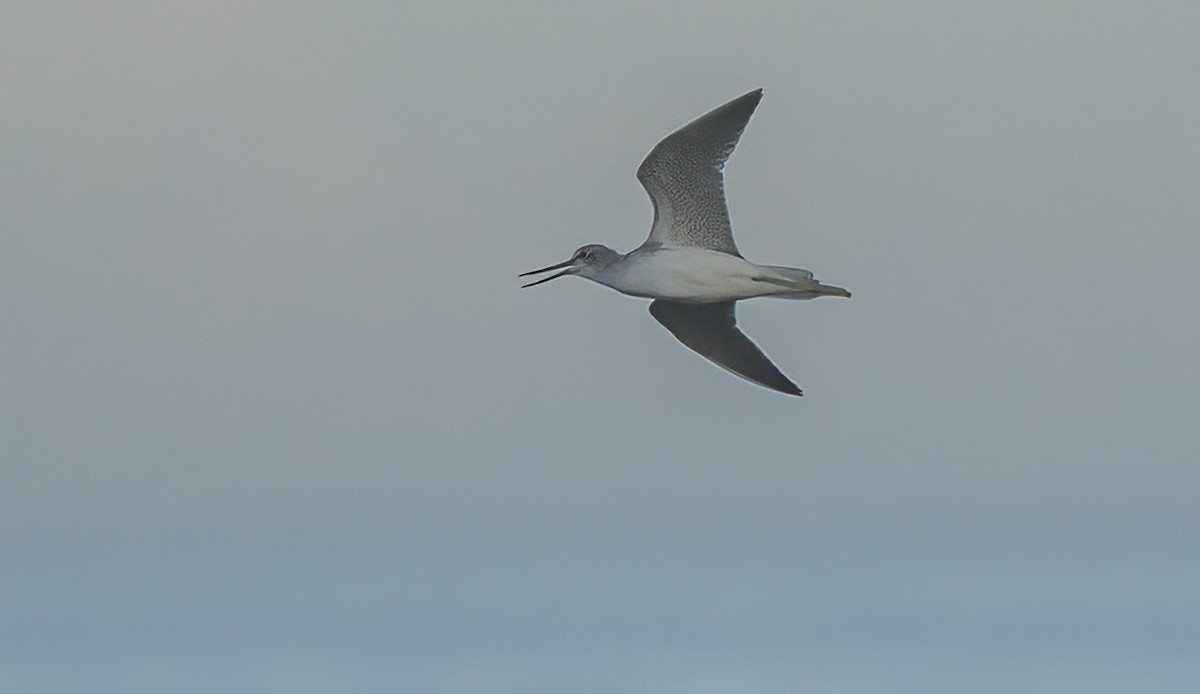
[584, 247, 848, 304]
[521, 89, 849, 396]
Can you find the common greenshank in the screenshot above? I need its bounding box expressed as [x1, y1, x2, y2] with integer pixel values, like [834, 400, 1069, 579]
[521, 89, 849, 396]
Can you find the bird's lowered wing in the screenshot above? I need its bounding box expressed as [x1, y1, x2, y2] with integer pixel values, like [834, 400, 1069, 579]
[649, 299, 802, 396]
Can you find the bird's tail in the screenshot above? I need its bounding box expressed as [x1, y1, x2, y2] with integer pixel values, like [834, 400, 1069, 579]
[757, 266, 851, 299]
[811, 282, 851, 298]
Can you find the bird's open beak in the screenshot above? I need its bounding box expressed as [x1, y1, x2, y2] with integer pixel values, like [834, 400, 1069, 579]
[519, 258, 575, 288]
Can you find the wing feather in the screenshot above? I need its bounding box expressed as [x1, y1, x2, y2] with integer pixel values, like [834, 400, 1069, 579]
[637, 89, 763, 256]
[649, 299, 802, 396]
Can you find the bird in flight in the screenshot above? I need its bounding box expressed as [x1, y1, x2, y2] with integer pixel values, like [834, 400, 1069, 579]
[520, 89, 849, 396]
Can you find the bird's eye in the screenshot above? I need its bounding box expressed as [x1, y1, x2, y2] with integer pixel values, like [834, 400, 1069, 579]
[580, 250, 591, 260]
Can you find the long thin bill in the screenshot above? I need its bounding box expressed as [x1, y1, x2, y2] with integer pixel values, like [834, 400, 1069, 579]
[518, 258, 573, 278]
[521, 269, 571, 288]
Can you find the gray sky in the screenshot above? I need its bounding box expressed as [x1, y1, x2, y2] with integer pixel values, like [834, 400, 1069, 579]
[4, 1, 1199, 691]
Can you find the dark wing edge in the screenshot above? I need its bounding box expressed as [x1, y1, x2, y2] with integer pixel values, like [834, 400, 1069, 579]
[651, 88, 763, 172]
[649, 299, 802, 396]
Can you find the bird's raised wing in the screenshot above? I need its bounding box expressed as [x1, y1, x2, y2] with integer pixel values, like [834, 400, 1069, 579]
[649, 299, 802, 396]
[636, 89, 763, 256]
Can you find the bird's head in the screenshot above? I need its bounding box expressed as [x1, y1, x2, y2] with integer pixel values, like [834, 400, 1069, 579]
[519, 244, 619, 287]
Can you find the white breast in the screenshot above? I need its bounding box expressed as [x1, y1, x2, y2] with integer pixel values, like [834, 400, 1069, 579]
[595, 248, 771, 302]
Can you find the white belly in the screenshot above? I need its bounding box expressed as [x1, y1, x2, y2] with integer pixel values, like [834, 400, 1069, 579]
[597, 248, 776, 302]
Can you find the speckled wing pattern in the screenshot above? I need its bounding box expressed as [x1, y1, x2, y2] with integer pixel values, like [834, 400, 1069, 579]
[636, 89, 763, 257]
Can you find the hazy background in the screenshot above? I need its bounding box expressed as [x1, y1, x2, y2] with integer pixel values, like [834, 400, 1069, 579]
[4, 1, 1198, 691]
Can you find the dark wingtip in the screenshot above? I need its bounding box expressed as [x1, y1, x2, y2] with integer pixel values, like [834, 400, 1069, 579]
[731, 89, 763, 108]
[763, 375, 803, 397]
[775, 373, 804, 396]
